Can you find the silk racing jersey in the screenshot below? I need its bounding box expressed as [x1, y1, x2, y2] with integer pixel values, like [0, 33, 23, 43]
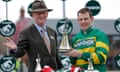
[70, 27, 110, 72]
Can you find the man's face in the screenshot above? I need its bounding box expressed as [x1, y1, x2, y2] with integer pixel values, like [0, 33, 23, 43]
[77, 12, 93, 31]
[32, 11, 48, 27]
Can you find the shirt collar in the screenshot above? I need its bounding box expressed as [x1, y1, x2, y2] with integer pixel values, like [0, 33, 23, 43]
[34, 22, 47, 32]
[81, 26, 93, 35]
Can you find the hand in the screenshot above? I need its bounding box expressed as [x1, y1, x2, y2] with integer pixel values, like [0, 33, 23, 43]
[63, 47, 82, 57]
[2, 37, 17, 50]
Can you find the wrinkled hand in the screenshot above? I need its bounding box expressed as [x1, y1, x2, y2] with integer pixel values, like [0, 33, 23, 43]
[2, 37, 17, 50]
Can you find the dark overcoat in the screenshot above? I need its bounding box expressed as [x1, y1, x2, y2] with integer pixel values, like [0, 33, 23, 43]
[10, 24, 63, 72]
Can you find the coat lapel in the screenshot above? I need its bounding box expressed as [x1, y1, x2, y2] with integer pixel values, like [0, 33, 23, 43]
[46, 27, 56, 55]
[31, 24, 43, 41]
[31, 25, 56, 55]
[31, 25, 49, 54]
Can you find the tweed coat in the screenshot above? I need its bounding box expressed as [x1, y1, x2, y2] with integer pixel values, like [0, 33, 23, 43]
[10, 24, 63, 72]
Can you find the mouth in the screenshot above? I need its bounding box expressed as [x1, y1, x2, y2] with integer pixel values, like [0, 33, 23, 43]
[81, 23, 88, 27]
[39, 17, 44, 20]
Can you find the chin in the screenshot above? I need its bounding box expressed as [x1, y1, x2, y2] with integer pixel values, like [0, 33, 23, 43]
[81, 27, 87, 30]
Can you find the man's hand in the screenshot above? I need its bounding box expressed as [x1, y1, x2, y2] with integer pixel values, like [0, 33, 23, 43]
[2, 37, 17, 50]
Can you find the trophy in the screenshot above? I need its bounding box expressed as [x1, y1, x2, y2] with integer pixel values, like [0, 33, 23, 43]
[56, 18, 73, 52]
[87, 57, 94, 70]
[35, 54, 42, 72]
[84, 57, 99, 72]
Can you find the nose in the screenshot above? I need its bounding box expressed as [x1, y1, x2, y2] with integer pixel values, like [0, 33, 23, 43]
[38, 13, 44, 16]
[81, 19, 85, 23]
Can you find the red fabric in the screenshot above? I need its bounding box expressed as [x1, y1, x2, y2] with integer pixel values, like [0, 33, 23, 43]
[42, 66, 54, 72]
[70, 65, 84, 72]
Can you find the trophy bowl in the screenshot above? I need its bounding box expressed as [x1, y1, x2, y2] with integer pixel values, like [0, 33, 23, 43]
[58, 32, 71, 53]
[56, 18, 73, 53]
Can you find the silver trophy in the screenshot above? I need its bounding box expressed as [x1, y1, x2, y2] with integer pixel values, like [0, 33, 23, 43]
[87, 57, 94, 70]
[35, 54, 42, 72]
[84, 57, 99, 72]
[56, 18, 73, 53]
[59, 31, 71, 52]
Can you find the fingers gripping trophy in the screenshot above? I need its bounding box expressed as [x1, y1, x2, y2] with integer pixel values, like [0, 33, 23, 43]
[56, 18, 73, 53]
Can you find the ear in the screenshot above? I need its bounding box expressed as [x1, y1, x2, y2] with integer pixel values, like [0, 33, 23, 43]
[46, 12, 49, 17]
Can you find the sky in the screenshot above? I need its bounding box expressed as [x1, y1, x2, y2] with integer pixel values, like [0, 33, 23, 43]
[0, 0, 120, 23]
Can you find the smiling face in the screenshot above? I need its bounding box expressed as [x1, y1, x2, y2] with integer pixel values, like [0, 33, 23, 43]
[77, 12, 93, 31]
[77, 8, 94, 31]
[32, 11, 48, 27]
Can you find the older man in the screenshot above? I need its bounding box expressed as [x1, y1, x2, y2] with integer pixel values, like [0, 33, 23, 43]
[2, 0, 63, 72]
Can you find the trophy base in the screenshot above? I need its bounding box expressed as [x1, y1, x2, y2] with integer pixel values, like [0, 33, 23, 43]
[59, 49, 71, 53]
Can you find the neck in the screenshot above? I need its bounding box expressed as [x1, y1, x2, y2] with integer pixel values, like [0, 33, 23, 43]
[83, 30, 87, 35]
[34, 21, 45, 28]
[39, 24, 45, 28]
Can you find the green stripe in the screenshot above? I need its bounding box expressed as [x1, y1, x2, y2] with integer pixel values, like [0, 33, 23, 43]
[96, 52, 106, 63]
[96, 42, 109, 52]
[96, 47, 108, 63]
[96, 47, 109, 55]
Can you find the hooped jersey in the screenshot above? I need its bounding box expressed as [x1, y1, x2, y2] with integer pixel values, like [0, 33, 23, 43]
[70, 27, 110, 72]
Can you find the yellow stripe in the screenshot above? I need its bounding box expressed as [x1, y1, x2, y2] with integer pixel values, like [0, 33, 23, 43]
[78, 47, 95, 52]
[76, 59, 89, 65]
[92, 53, 100, 64]
[76, 53, 103, 65]
[96, 42, 109, 52]
[99, 52, 107, 64]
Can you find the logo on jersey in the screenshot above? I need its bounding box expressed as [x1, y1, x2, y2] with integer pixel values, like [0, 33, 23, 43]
[73, 38, 96, 48]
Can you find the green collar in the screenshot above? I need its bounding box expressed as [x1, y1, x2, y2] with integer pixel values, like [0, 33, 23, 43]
[81, 26, 93, 35]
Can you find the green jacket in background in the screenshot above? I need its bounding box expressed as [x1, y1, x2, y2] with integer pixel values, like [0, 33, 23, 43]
[70, 27, 110, 72]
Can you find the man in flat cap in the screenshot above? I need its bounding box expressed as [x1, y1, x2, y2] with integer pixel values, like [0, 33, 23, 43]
[3, 0, 63, 72]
